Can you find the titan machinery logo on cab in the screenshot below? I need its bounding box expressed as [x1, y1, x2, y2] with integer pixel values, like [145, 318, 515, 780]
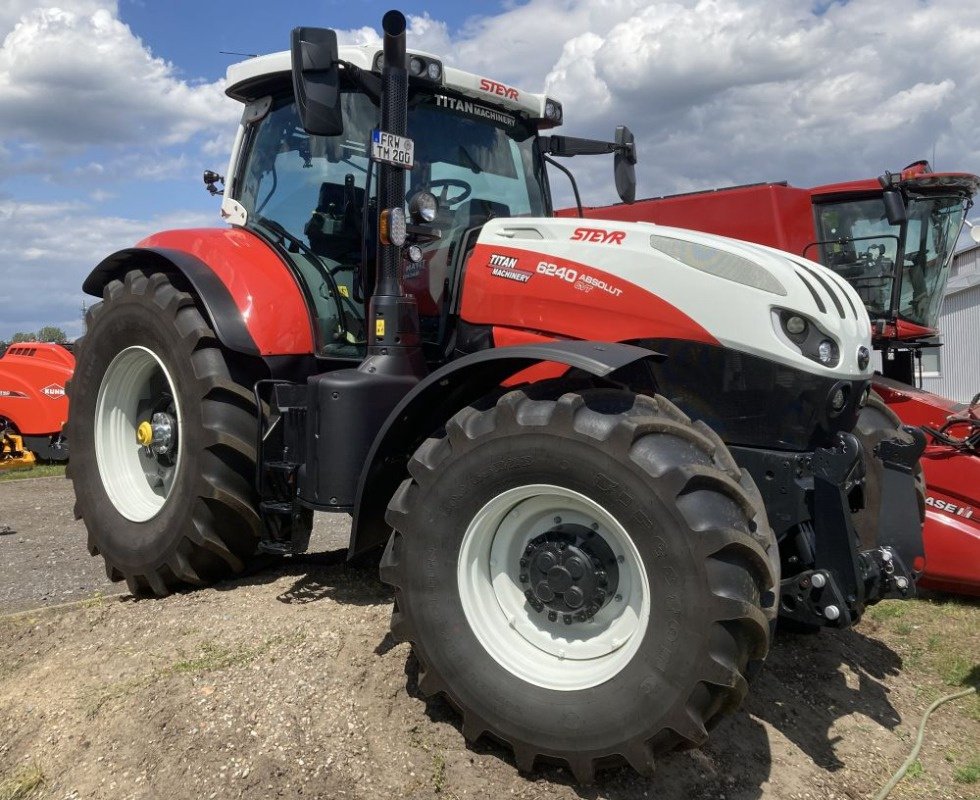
[571, 227, 626, 245]
[479, 78, 519, 100]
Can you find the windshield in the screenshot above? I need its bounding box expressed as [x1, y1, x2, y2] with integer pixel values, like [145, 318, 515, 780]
[808, 194, 967, 329]
[235, 90, 547, 356]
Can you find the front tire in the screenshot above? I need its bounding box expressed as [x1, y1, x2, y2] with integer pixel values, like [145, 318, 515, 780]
[380, 389, 778, 781]
[69, 270, 264, 596]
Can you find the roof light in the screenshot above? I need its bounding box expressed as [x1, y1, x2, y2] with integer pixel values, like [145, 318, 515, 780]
[409, 56, 424, 76]
[426, 61, 442, 81]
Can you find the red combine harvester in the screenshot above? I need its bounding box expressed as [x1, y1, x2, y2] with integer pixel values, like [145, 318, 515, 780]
[0, 342, 72, 468]
[572, 161, 980, 594]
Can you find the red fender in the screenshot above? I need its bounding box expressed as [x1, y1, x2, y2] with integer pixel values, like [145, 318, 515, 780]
[0, 343, 74, 436]
[133, 228, 316, 356]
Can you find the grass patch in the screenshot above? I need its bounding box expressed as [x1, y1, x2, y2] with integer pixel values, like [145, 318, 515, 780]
[954, 755, 980, 784]
[866, 601, 908, 621]
[432, 752, 446, 793]
[905, 759, 923, 779]
[172, 641, 259, 673]
[0, 762, 45, 800]
[0, 463, 66, 482]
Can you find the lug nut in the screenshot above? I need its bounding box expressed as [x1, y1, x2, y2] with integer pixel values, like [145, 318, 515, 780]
[895, 576, 909, 590]
[548, 610, 557, 622]
[811, 572, 827, 589]
[824, 605, 841, 621]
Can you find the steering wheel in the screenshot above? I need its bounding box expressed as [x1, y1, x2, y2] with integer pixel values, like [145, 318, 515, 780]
[421, 178, 472, 208]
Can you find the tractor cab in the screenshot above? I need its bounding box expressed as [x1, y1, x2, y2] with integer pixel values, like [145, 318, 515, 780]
[803, 162, 978, 340]
[224, 45, 556, 360]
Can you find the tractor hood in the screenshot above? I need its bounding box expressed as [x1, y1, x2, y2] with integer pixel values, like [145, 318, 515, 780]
[468, 216, 873, 380]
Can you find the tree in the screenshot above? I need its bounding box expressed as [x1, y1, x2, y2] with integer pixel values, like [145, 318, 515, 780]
[36, 326, 67, 344]
[10, 332, 37, 343]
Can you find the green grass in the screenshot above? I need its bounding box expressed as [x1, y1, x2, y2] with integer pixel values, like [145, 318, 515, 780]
[953, 755, 980, 784]
[0, 762, 44, 800]
[906, 759, 924, 779]
[0, 463, 66, 482]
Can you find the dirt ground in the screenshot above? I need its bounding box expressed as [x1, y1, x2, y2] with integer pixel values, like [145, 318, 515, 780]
[1, 476, 978, 800]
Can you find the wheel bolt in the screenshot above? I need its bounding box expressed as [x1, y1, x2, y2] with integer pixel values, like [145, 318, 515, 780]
[548, 611, 557, 622]
[614, 594, 623, 602]
[554, 516, 562, 524]
[617, 555, 625, 564]
[563, 614, 572, 625]
[519, 557, 528, 568]
[590, 522, 599, 531]
[519, 573, 528, 583]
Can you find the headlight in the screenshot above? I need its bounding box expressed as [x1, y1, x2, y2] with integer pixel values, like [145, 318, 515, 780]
[857, 345, 870, 370]
[426, 61, 442, 81]
[784, 315, 807, 335]
[409, 56, 424, 76]
[409, 191, 438, 223]
[817, 340, 836, 365]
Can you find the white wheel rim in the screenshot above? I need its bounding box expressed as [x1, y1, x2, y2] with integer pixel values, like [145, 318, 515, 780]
[457, 484, 651, 691]
[94, 346, 183, 522]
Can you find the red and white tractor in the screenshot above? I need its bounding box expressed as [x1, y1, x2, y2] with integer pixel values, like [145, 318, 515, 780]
[68, 11, 924, 781]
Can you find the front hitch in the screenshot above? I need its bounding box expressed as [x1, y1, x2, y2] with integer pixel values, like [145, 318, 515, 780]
[778, 431, 922, 629]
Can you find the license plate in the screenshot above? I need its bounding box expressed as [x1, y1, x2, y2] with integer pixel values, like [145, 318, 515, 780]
[371, 129, 414, 169]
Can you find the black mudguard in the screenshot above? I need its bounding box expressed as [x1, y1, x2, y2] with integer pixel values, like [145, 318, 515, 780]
[83, 247, 260, 356]
[347, 340, 662, 557]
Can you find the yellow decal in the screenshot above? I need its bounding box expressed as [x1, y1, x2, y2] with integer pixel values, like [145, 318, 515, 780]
[376, 319, 385, 337]
[338, 285, 349, 298]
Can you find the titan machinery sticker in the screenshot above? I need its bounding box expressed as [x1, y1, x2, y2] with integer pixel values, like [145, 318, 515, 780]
[434, 95, 515, 127]
[488, 253, 532, 284]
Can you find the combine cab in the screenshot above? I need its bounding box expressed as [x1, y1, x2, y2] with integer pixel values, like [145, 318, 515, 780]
[574, 162, 980, 595]
[0, 342, 72, 468]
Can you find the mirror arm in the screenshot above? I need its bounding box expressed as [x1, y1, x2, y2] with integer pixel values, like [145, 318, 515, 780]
[544, 155, 583, 218]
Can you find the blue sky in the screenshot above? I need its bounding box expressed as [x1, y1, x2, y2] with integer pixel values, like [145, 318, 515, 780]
[2, 0, 979, 340]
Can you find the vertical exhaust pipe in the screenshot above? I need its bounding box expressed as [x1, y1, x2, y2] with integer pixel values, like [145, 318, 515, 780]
[365, 9, 425, 377]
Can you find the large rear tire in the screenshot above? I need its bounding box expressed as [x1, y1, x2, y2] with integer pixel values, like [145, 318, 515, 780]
[68, 270, 264, 596]
[380, 388, 779, 781]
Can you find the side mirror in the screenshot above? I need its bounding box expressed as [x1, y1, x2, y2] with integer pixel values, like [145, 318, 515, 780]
[882, 188, 907, 226]
[291, 27, 344, 137]
[614, 125, 637, 204]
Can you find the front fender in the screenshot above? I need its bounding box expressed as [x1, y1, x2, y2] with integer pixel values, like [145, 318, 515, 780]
[348, 340, 662, 557]
[83, 228, 315, 357]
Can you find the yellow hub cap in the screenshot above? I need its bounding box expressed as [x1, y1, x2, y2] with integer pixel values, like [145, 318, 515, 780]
[136, 420, 154, 446]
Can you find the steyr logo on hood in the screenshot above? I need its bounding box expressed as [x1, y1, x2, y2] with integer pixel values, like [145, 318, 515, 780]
[571, 227, 625, 245]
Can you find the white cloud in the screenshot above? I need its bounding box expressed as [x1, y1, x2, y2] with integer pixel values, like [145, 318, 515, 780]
[0, 3, 238, 152]
[0, 199, 214, 338]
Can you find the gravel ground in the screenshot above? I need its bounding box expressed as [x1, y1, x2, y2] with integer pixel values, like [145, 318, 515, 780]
[0, 477, 977, 800]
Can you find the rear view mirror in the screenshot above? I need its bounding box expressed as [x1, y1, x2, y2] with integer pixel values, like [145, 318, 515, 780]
[614, 126, 637, 204]
[882, 188, 907, 226]
[291, 27, 344, 137]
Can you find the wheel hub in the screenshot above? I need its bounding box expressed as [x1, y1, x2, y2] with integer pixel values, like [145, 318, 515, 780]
[520, 524, 619, 623]
[137, 411, 176, 457]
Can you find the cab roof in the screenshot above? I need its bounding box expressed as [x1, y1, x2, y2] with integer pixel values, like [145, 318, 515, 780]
[225, 43, 555, 122]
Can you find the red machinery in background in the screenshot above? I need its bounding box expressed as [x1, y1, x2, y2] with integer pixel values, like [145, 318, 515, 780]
[569, 161, 980, 594]
[0, 342, 72, 468]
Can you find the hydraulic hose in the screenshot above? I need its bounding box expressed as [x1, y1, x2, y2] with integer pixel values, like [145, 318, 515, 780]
[872, 685, 977, 800]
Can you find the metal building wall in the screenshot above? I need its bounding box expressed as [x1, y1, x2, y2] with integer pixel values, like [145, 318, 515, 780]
[922, 283, 980, 403]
